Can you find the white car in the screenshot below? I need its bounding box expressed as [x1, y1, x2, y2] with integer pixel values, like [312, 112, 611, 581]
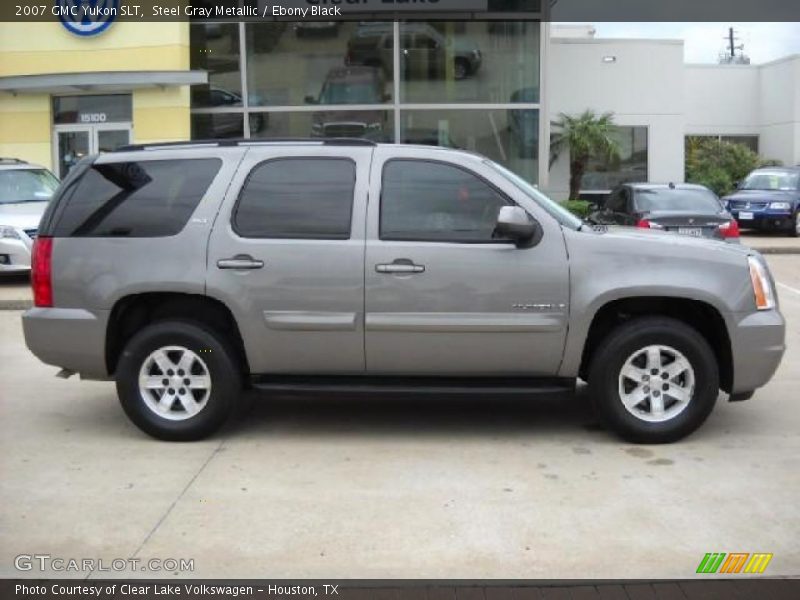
[0, 158, 59, 273]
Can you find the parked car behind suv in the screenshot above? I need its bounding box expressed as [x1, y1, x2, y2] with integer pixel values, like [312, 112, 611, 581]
[590, 183, 741, 242]
[23, 141, 784, 444]
[723, 167, 800, 237]
[0, 158, 59, 273]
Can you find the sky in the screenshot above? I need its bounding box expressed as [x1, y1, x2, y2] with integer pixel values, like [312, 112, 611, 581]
[588, 22, 800, 65]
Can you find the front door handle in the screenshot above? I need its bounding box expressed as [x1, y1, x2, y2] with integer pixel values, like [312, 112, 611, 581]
[376, 259, 425, 274]
[217, 255, 264, 270]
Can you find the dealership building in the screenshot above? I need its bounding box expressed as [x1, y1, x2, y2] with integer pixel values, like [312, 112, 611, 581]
[1, 5, 798, 199]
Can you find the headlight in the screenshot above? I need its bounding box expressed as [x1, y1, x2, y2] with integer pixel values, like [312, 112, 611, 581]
[748, 256, 776, 311]
[0, 226, 20, 239]
[769, 202, 791, 210]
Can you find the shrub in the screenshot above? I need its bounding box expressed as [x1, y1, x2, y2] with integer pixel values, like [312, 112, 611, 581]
[685, 137, 782, 197]
[562, 200, 593, 219]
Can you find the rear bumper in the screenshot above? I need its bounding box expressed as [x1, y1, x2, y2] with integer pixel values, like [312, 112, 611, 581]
[729, 309, 786, 394]
[22, 307, 111, 380]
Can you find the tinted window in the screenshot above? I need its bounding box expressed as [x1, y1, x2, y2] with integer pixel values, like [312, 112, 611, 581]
[635, 188, 723, 213]
[53, 159, 221, 238]
[235, 159, 356, 239]
[381, 160, 510, 242]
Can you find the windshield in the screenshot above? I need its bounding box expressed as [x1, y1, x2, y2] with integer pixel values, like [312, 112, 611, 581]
[0, 169, 59, 204]
[320, 82, 380, 104]
[485, 160, 583, 231]
[635, 188, 723, 213]
[741, 171, 799, 191]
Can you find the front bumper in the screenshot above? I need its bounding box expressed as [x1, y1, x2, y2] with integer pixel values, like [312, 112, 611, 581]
[0, 236, 32, 272]
[731, 209, 794, 230]
[729, 309, 786, 394]
[22, 307, 112, 380]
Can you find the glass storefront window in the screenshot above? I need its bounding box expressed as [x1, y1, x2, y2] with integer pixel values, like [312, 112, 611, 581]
[581, 126, 648, 191]
[249, 110, 394, 142]
[687, 134, 759, 154]
[400, 109, 539, 183]
[246, 22, 394, 107]
[398, 21, 539, 104]
[191, 113, 245, 139]
[53, 95, 131, 125]
[190, 23, 243, 109]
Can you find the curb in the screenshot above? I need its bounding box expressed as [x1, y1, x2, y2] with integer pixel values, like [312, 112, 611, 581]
[751, 247, 800, 255]
[0, 300, 31, 311]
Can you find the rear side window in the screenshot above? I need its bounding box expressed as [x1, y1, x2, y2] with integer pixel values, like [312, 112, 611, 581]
[53, 159, 221, 238]
[234, 158, 356, 239]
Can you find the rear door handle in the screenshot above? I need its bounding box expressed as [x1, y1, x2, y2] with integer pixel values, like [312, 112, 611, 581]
[376, 259, 425, 274]
[217, 255, 264, 270]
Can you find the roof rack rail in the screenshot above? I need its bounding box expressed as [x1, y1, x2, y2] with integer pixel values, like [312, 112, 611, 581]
[116, 138, 377, 152]
[0, 157, 28, 164]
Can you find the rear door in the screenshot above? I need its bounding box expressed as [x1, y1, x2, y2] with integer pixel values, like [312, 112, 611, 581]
[207, 145, 372, 375]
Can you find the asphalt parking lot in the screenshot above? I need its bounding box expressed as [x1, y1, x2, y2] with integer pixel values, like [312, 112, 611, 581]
[0, 255, 798, 580]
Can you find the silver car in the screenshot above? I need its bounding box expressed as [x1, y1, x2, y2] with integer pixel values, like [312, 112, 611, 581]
[0, 159, 59, 273]
[21, 141, 785, 444]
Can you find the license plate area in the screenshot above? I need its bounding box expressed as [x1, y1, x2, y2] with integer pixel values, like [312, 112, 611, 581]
[739, 211, 754, 220]
[677, 227, 703, 237]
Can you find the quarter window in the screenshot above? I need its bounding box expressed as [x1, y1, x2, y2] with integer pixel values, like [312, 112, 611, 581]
[53, 159, 221, 238]
[234, 159, 356, 239]
[381, 160, 510, 242]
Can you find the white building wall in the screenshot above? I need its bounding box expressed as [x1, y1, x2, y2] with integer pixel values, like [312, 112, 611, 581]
[546, 38, 686, 199]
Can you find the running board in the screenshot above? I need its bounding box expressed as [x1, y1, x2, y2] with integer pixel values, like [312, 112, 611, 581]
[251, 376, 575, 396]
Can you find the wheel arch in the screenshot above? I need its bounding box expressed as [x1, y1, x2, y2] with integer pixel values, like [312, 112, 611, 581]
[105, 292, 250, 379]
[576, 296, 733, 393]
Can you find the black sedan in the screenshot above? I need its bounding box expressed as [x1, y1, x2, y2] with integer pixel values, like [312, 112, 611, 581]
[589, 183, 740, 242]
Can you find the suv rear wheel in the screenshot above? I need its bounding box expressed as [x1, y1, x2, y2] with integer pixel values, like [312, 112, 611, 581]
[588, 317, 719, 444]
[116, 321, 242, 441]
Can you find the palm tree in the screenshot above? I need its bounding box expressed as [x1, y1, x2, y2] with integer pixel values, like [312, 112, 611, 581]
[550, 110, 620, 200]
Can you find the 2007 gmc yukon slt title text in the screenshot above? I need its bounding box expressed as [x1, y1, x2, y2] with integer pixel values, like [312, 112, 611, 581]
[22, 140, 785, 443]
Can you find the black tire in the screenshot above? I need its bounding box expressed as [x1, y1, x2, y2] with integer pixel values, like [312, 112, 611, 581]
[588, 317, 719, 444]
[789, 211, 800, 238]
[116, 320, 242, 441]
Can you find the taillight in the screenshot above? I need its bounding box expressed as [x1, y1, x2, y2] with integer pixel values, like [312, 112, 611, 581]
[719, 219, 740, 239]
[31, 237, 53, 308]
[637, 219, 663, 230]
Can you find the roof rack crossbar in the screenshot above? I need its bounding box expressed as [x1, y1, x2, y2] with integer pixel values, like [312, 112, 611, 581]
[116, 138, 377, 152]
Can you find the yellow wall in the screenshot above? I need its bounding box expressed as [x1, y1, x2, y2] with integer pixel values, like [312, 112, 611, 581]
[0, 22, 191, 170]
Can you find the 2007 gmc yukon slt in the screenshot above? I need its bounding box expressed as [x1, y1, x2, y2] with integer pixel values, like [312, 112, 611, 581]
[22, 140, 785, 443]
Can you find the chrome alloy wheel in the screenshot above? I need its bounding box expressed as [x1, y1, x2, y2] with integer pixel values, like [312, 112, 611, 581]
[618, 345, 695, 423]
[138, 346, 211, 421]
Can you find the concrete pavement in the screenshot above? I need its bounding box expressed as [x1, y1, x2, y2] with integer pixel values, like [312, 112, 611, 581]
[0, 257, 798, 580]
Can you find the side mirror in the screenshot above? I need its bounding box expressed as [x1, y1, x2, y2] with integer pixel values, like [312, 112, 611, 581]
[494, 206, 541, 248]
[733, 181, 742, 189]
[304, 95, 318, 105]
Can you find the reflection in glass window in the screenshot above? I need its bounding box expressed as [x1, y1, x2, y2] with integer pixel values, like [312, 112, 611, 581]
[381, 160, 510, 242]
[686, 134, 759, 154]
[401, 110, 539, 183]
[247, 22, 393, 107]
[399, 21, 539, 104]
[250, 111, 393, 142]
[191, 113, 246, 139]
[581, 126, 648, 191]
[190, 24, 243, 109]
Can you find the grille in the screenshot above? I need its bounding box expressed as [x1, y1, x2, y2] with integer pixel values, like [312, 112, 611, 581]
[731, 200, 768, 210]
[324, 123, 367, 138]
[24, 228, 38, 239]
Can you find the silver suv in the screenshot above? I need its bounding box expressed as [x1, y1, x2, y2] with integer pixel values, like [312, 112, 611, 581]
[22, 140, 785, 443]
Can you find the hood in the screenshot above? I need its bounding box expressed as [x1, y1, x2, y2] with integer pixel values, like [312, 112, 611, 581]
[602, 225, 751, 258]
[0, 201, 48, 229]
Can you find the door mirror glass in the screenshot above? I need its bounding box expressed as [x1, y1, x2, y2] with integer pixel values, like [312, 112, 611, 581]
[494, 206, 540, 247]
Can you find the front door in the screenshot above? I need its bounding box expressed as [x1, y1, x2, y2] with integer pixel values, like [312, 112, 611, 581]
[206, 146, 373, 375]
[364, 147, 571, 376]
[54, 125, 132, 178]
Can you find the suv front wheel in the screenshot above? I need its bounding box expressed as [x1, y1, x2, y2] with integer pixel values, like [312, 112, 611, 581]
[116, 321, 242, 441]
[588, 317, 719, 444]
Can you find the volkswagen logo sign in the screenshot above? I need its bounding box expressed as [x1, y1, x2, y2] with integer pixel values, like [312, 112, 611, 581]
[58, 0, 119, 37]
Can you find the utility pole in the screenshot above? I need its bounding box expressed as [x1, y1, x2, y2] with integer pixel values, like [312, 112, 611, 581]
[719, 27, 750, 64]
